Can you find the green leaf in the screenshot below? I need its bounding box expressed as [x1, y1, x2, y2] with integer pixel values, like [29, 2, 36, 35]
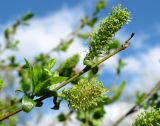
[32, 67, 42, 89]
[33, 76, 67, 95]
[116, 59, 127, 75]
[96, 0, 106, 13]
[135, 91, 146, 105]
[108, 39, 121, 50]
[46, 58, 56, 70]
[51, 77, 67, 84]
[77, 33, 90, 39]
[22, 82, 31, 92]
[4, 28, 10, 39]
[54, 38, 73, 52]
[48, 77, 68, 91]
[23, 58, 31, 69]
[22, 95, 36, 112]
[0, 78, 4, 90]
[93, 107, 105, 119]
[111, 80, 126, 101]
[22, 12, 33, 21]
[58, 113, 67, 122]
[52, 71, 59, 77]
[57, 54, 80, 76]
[33, 77, 52, 96]
[87, 17, 98, 27]
[104, 80, 126, 104]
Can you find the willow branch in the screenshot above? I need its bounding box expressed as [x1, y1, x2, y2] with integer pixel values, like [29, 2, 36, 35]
[0, 33, 134, 121]
[54, 33, 135, 91]
[112, 81, 160, 126]
[0, 108, 22, 121]
[0, 99, 22, 111]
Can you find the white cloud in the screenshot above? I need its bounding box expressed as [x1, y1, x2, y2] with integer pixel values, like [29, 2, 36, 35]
[123, 57, 141, 73]
[123, 46, 160, 96]
[0, 6, 87, 68]
[102, 102, 137, 126]
[25, 112, 80, 126]
[24, 102, 137, 126]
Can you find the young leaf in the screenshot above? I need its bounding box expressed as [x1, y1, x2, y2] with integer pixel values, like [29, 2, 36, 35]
[22, 95, 36, 112]
[104, 80, 126, 104]
[22, 82, 31, 93]
[108, 39, 121, 50]
[33, 77, 52, 96]
[54, 38, 73, 52]
[32, 67, 42, 89]
[116, 59, 126, 75]
[77, 33, 90, 39]
[51, 77, 67, 84]
[33, 76, 67, 95]
[52, 71, 59, 77]
[22, 12, 33, 21]
[92, 107, 106, 119]
[46, 58, 56, 70]
[112, 80, 126, 100]
[23, 58, 31, 69]
[135, 91, 146, 105]
[48, 76, 68, 91]
[4, 28, 10, 39]
[58, 113, 67, 122]
[96, 0, 106, 13]
[0, 78, 4, 90]
[87, 17, 98, 27]
[57, 54, 80, 77]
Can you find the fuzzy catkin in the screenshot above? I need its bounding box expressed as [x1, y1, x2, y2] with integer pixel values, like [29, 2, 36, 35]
[84, 4, 130, 66]
[57, 54, 80, 77]
[132, 107, 160, 126]
[61, 78, 108, 111]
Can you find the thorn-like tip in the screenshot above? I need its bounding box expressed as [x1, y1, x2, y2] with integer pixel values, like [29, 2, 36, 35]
[131, 33, 135, 38]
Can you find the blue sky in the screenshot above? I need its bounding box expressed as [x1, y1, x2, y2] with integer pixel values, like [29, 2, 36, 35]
[1, 0, 160, 55]
[1, 0, 160, 125]
[0, 0, 160, 31]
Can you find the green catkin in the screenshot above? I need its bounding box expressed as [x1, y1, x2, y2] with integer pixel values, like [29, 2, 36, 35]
[57, 54, 80, 77]
[132, 107, 160, 126]
[84, 4, 130, 66]
[61, 78, 108, 111]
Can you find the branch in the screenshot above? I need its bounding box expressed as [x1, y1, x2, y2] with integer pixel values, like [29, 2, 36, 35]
[0, 99, 22, 111]
[54, 33, 135, 91]
[112, 81, 160, 126]
[0, 108, 22, 121]
[0, 33, 134, 121]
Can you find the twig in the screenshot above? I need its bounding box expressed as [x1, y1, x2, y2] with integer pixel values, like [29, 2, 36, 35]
[0, 33, 135, 121]
[0, 108, 22, 121]
[54, 33, 135, 91]
[112, 81, 160, 126]
[0, 99, 22, 111]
